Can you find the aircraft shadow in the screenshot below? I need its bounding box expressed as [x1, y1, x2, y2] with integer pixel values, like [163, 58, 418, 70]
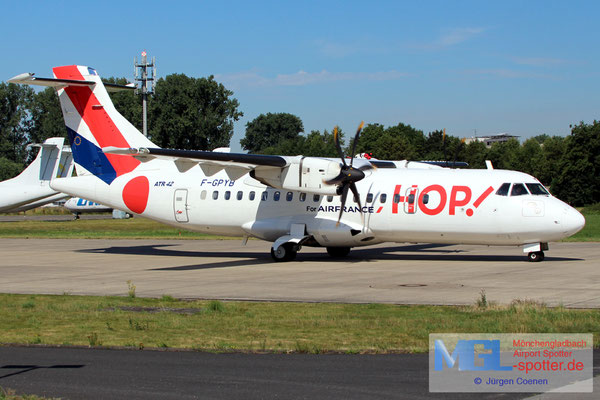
[77, 243, 582, 271]
[0, 364, 84, 380]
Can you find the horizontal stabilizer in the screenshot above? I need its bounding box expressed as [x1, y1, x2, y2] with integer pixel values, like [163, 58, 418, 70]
[8, 73, 134, 92]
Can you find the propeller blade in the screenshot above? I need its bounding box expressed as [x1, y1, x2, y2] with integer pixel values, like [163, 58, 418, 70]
[349, 121, 364, 167]
[323, 172, 345, 186]
[336, 184, 349, 226]
[349, 183, 363, 211]
[333, 126, 347, 167]
[349, 183, 365, 225]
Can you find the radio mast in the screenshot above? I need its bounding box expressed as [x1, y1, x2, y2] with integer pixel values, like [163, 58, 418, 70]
[134, 50, 156, 137]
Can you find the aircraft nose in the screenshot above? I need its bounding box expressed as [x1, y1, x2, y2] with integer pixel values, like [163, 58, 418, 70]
[563, 207, 586, 236]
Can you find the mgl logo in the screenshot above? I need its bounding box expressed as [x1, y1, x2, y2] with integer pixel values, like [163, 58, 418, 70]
[434, 339, 513, 371]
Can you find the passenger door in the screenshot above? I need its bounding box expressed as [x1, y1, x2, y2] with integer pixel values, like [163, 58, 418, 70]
[173, 189, 189, 222]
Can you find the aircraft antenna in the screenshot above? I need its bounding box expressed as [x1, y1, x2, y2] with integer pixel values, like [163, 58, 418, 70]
[134, 50, 156, 137]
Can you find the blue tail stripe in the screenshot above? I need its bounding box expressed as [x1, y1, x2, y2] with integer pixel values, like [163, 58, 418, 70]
[66, 127, 117, 185]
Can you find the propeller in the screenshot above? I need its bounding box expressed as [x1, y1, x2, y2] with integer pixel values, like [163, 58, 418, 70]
[324, 121, 375, 225]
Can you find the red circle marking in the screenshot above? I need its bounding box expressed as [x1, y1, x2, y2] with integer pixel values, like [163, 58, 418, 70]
[122, 176, 149, 214]
[466, 208, 474, 217]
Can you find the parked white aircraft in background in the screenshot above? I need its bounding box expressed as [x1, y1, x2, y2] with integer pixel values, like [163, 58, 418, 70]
[0, 137, 74, 213]
[64, 197, 112, 218]
[9, 66, 585, 262]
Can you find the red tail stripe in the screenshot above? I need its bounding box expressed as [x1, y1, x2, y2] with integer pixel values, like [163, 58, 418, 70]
[53, 66, 140, 177]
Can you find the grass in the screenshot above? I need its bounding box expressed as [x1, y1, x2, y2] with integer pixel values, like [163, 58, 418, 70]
[0, 218, 235, 240]
[0, 294, 598, 354]
[562, 206, 600, 242]
[0, 387, 55, 400]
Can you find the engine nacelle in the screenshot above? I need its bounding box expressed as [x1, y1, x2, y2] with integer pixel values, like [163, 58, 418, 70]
[252, 156, 341, 196]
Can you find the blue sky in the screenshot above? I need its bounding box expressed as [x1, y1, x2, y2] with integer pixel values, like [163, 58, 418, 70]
[1, 1, 598, 151]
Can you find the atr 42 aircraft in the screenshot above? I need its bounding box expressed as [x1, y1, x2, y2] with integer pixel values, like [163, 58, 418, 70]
[0, 137, 74, 212]
[9, 66, 585, 262]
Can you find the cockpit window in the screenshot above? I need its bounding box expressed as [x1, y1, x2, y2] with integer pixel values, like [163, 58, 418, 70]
[496, 183, 511, 196]
[526, 183, 549, 195]
[510, 183, 529, 196]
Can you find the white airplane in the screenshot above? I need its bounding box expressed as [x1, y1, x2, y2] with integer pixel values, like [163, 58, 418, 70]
[0, 137, 74, 213]
[64, 197, 112, 218]
[9, 66, 585, 262]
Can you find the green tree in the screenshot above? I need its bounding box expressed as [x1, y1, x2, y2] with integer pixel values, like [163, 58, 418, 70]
[103, 77, 143, 132]
[351, 122, 425, 160]
[486, 139, 521, 170]
[462, 141, 488, 169]
[0, 156, 23, 181]
[553, 122, 600, 206]
[533, 134, 550, 144]
[0, 82, 33, 165]
[302, 129, 341, 157]
[536, 136, 566, 188]
[149, 74, 242, 150]
[518, 138, 543, 176]
[241, 113, 304, 153]
[29, 87, 64, 146]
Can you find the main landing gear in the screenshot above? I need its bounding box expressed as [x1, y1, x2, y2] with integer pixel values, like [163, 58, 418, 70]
[271, 243, 298, 262]
[524, 242, 548, 262]
[270, 244, 353, 262]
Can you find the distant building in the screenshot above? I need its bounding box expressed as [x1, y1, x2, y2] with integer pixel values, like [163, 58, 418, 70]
[463, 133, 519, 147]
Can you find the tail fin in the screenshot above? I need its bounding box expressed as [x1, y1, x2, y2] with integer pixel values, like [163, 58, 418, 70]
[52, 66, 157, 184]
[19, 137, 65, 183]
[9, 66, 156, 185]
[0, 137, 65, 212]
[56, 145, 75, 178]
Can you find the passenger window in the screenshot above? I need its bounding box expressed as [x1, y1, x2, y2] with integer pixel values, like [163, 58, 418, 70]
[237, 191, 243, 200]
[511, 183, 529, 196]
[212, 191, 219, 200]
[299, 193, 306, 202]
[274, 191, 280, 201]
[422, 194, 429, 204]
[249, 191, 256, 201]
[526, 183, 549, 195]
[496, 183, 511, 196]
[286, 192, 293, 201]
[366, 193, 373, 203]
[313, 194, 320, 202]
[224, 191, 231, 200]
[380, 194, 387, 203]
[327, 195, 334, 202]
[394, 194, 401, 203]
[407, 194, 415, 204]
[200, 190, 207, 200]
[261, 191, 268, 201]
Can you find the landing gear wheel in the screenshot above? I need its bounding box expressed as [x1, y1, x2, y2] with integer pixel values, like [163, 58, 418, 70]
[528, 251, 544, 262]
[326, 247, 351, 258]
[271, 243, 297, 262]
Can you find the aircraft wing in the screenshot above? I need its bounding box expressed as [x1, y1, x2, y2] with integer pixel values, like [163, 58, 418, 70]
[103, 147, 346, 195]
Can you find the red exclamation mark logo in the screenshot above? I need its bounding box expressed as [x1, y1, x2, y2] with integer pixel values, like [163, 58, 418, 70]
[466, 186, 494, 217]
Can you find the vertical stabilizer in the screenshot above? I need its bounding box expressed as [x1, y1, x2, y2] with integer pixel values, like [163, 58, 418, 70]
[52, 66, 156, 184]
[0, 137, 66, 212]
[19, 137, 65, 183]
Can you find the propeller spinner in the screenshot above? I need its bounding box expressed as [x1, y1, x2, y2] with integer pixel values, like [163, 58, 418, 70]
[324, 121, 375, 225]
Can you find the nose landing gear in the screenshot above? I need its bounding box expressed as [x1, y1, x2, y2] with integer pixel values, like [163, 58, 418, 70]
[523, 242, 548, 262]
[527, 251, 545, 262]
